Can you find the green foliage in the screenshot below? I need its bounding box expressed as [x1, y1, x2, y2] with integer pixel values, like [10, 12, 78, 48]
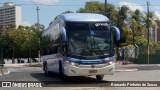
[76, 1, 159, 48]
[77, 1, 104, 14]
[0, 24, 44, 59]
[0, 36, 13, 58]
[1, 1, 160, 59]
[135, 36, 147, 47]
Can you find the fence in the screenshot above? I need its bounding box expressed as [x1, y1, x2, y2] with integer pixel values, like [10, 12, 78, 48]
[117, 45, 139, 63]
[117, 45, 160, 64]
[137, 48, 160, 64]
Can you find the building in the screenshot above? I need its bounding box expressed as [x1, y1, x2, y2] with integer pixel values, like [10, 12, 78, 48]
[149, 26, 157, 43]
[0, 2, 22, 28]
[156, 21, 160, 42]
[145, 20, 160, 43]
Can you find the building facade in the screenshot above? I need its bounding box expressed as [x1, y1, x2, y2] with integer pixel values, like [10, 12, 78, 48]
[145, 21, 160, 43]
[156, 21, 160, 42]
[0, 2, 22, 28]
[149, 26, 157, 42]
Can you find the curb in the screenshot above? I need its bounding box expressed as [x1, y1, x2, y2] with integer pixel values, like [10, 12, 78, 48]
[115, 68, 138, 72]
[0, 67, 3, 76]
[156, 64, 160, 66]
[4, 63, 29, 67]
[4, 63, 42, 68]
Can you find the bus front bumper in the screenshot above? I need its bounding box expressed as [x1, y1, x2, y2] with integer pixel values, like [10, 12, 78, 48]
[63, 63, 115, 76]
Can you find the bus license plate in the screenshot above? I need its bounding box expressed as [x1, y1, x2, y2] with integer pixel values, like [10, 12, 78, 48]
[89, 70, 97, 73]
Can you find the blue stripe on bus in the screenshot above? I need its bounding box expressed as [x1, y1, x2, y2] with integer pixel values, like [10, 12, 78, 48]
[66, 57, 115, 64]
[67, 57, 103, 64]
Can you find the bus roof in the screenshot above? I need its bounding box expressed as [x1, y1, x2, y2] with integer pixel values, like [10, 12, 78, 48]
[59, 13, 109, 22]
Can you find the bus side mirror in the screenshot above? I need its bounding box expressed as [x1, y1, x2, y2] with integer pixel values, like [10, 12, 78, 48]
[61, 27, 67, 42]
[110, 26, 120, 41]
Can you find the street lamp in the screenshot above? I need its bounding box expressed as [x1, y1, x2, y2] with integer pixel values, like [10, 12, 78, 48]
[35, 6, 41, 63]
[105, 0, 108, 16]
[32, 0, 41, 63]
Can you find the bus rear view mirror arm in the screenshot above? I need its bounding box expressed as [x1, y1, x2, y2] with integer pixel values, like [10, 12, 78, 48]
[110, 26, 120, 41]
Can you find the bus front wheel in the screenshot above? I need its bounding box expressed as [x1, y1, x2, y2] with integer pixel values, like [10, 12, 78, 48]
[59, 61, 63, 76]
[96, 75, 104, 80]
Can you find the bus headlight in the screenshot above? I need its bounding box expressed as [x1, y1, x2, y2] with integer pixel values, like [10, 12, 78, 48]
[104, 60, 113, 65]
[71, 62, 79, 66]
[64, 59, 79, 66]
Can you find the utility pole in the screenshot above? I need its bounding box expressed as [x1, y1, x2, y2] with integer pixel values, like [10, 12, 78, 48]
[147, 0, 150, 64]
[133, 28, 135, 45]
[29, 30, 31, 66]
[36, 6, 41, 63]
[36, 6, 40, 25]
[105, 0, 108, 16]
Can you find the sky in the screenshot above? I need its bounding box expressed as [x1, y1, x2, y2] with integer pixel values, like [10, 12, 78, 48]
[0, 0, 160, 28]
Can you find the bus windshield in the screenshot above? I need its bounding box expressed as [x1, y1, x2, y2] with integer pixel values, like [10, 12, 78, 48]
[66, 22, 112, 58]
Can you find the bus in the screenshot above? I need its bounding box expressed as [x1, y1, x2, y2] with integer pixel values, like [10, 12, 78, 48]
[41, 13, 120, 80]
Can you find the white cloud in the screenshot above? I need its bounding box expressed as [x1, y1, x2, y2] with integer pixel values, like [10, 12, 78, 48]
[32, 0, 59, 5]
[153, 6, 160, 11]
[23, 21, 32, 26]
[155, 11, 160, 20]
[119, 2, 144, 11]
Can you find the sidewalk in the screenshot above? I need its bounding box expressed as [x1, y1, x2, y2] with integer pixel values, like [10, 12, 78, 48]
[0, 63, 41, 76]
[4, 63, 42, 68]
[115, 61, 138, 72]
[0, 67, 10, 76]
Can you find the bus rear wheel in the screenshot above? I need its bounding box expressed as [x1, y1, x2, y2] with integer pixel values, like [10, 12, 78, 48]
[96, 75, 104, 80]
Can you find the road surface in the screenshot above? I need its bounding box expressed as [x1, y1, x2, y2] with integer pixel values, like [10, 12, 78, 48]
[0, 64, 160, 90]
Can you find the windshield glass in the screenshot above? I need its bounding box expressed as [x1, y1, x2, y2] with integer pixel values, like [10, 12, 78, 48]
[66, 22, 112, 57]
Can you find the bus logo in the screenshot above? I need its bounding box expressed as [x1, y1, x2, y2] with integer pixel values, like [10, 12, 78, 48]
[95, 23, 107, 27]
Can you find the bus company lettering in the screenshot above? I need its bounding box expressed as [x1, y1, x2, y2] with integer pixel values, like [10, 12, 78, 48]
[95, 23, 107, 27]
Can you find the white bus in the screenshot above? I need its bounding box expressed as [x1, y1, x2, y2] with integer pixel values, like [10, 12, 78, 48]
[41, 13, 120, 80]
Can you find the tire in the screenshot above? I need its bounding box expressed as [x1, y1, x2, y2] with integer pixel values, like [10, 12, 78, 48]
[59, 61, 65, 80]
[96, 75, 104, 80]
[59, 61, 63, 76]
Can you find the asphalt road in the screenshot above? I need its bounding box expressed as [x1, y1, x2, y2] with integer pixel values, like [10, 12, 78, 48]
[0, 64, 160, 90]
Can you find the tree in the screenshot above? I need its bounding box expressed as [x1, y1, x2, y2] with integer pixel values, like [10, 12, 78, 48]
[6, 25, 43, 61]
[77, 1, 104, 14]
[0, 36, 13, 58]
[8, 26, 26, 58]
[144, 11, 158, 28]
[77, 2, 134, 45]
[31, 23, 45, 58]
[130, 9, 146, 45]
[113, 6, 132, 46]
[31, 23, 45, 32]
